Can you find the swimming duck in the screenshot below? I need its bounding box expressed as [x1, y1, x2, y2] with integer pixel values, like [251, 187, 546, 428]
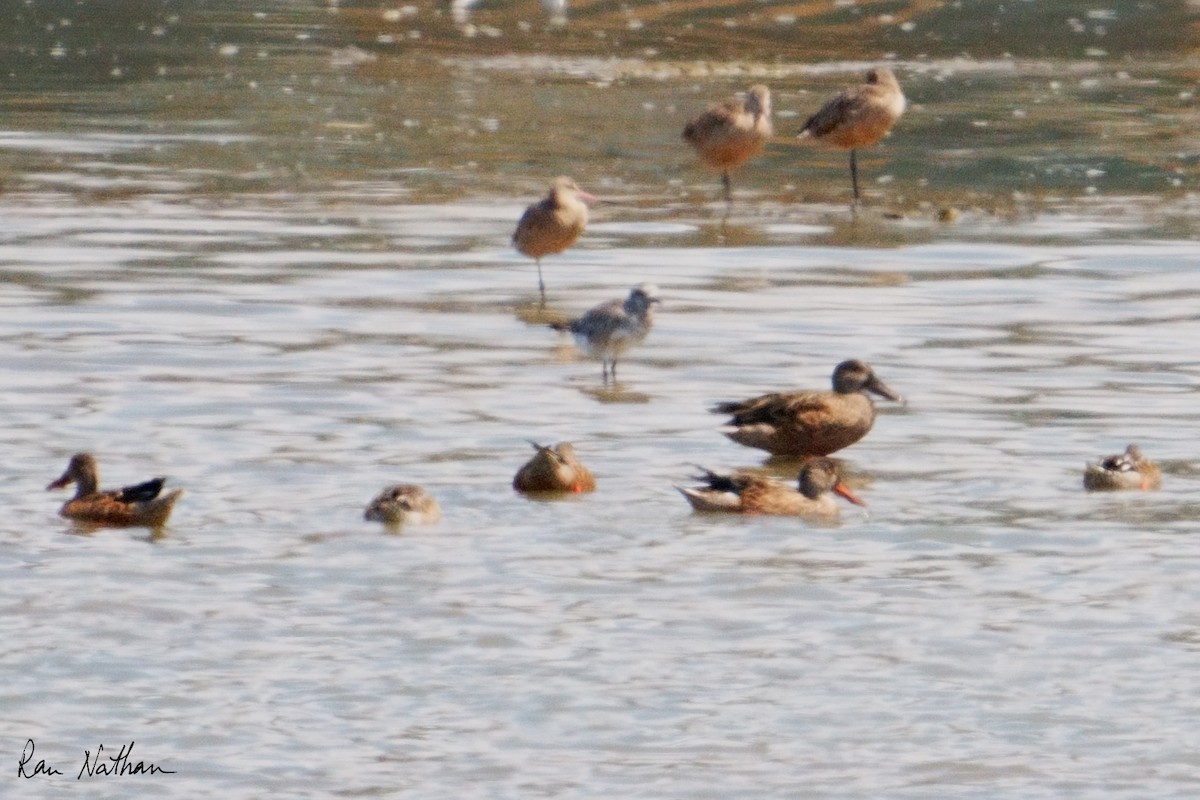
[513, 441, 596, 494]
[712, 359, 902, 457]
[1083, 444, 1161, 491]
[683, 84, 773, 202]
[676, 457, 865, 517]
[46, 452, 183, 528]
[364, 484, 442, 525]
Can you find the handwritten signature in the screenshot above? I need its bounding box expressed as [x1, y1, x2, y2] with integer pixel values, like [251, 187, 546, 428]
[18, 739, 175, 780]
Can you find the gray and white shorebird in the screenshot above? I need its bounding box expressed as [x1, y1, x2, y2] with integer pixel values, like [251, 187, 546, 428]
[683, 84, 773, 202]
[550, 283, 661, 383]
[512, 176, 594, 304]
[798, 67, 906, 205]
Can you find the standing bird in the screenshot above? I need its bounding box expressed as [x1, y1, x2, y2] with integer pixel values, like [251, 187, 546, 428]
[46, 452, 183, 528]
[676, 458, 865, 517]
[550, 283, 661, 383]
[1083, 444, 1162, 491]
[682, 84, 773, 202]
[712, 359, 902, 457]
[364, 484, 442, 526]
[513, 441, 596, 494]
[798, 67, 905, 205]
[512, 176, 594, 304]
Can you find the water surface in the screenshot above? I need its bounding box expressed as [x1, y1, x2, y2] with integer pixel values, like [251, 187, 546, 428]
[2, 2, 1199, 797]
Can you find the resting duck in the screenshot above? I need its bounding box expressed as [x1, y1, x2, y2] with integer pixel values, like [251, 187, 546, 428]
[677, 457, 865, 517]
[513, 441, 596, 494]
[1083, 444, 1161, 491]
[711, 359, 902, 457]
[46, 452, 183, 528]
[364, 484, 442, 525]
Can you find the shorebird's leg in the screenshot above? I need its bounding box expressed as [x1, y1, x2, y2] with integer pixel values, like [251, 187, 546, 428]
[721, 172, 732, 203]
[536, 259, 546, 304]
[849, 149, 861, 207]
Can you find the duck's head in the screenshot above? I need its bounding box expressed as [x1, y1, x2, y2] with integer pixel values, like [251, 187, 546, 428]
[47, 452, 98, 492]
[798, 458, 865, 506]
[832, 359, 902, 403]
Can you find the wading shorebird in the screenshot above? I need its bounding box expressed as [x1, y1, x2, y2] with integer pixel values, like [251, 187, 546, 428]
[46, 452, 183, 528]
[798, 67, 906, 206]
[512, 176, 594, 303]
[712, 359, 902, 457]
[682, 84, 773, 202]
[677, 458, 865, 517]
[550, 283, 661, 383]
[513, 441, 596, 494]
[364, 484, 442, 526]
[1083, 444, 1162, 491]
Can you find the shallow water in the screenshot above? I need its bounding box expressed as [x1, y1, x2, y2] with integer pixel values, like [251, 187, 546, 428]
[2, 1, 1199, 797]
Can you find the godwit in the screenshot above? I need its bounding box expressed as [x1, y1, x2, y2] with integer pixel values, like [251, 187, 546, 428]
[46, 452, 183, 528]
[512, 176, 594, 303]
[798, 67, 905, 205]
[712, 359, 902, 457]
[550, 283, 660, 383]
[682, 85, 773, 202]
[676, 458, 865, 517]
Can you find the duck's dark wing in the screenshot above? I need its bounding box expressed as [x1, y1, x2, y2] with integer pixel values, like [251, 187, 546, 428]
[712, 390, 828, 427]
[116, 477, 166, 503]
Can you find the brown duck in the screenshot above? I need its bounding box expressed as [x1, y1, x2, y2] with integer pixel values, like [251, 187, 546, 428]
[676, 458, 865, 517]
[1083, 444, 1162, 491]
[46, 452, 183, 528]
[513, 441, 596, 494]
[683, 84, 773, 202]
[712, 359, 902, 457]
[512, 176, 594, 303]
[364, 484, 442, 525]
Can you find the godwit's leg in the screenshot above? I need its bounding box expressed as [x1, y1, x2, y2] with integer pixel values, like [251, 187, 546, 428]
[721, 171, 732, 203]
[849, 149, 861, 206]
[536, 258, 546, 304]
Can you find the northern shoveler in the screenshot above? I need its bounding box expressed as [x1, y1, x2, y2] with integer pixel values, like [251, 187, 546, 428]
[46, 452, 183, 528]
[712, 359, 902, 457]
[364, 484, 442, 525]
[513, 441, 596, 494]
[1083, 444, 1162, 491]
[677, 457, 865, 517]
